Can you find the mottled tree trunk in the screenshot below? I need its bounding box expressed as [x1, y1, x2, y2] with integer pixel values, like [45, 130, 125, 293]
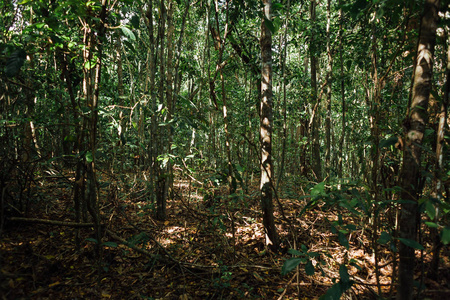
[397, 1, 439, 299]
[325, 0, 332, 177]
[260, 0, 278, 251]
[277, 0, 290, 189]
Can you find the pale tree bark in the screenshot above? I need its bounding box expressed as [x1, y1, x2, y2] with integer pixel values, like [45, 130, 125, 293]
[397, 1, 439, 299]
[429, 24, 448, 281]
[276, 0, 290, 190]
[143, 0, 157, 212]
[260, 0, 278, 251]
[164, 0, 190, 207]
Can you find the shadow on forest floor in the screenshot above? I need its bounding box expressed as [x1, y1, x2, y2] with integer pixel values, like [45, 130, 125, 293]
[1, 170, 449, 299]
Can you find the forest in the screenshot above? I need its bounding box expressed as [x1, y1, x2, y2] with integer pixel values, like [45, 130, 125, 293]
[0, 0, 449, 299]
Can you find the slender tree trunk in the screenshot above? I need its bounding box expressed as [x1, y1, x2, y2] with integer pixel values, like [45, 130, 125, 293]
[260, 0, 278, 251]
[164, 0, 175, 207]
[397, 1, 439, 299]
[79, 0, 108, 258]
[369, 19, 383, 296]
[277, 0, 290, 190]
[155, 0, 167, 221]
[429, 20, 448, 281]
[214, 0, 234, 194]
[310, 0, 322, 182]
[325, 0, 332, 178]
[338, 0, 345, 178]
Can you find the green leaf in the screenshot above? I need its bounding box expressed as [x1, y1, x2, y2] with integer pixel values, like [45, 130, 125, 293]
[281, 258, 302, 276]
[441, 227, 450, 245]
[18, 0, 34, 4]
[64, 135, 77, 142]
[430, 89, 440, 103]
[339, 265, 350, 283]
[397, 238, 424, 250]
[379, 136, 398, 149]
[425, 201, 436, 220]
[34, 22, 46, 29]
[287, 249, 303, 256]
[85, 151, 93, 163]
[305, 260, 315, 275]
[123, 40, 136, 52]
[311, 182, 325, 196]
[102, 241, 118, 248]
[378, 231, 392, 244]
[424, 222, 438, 228]
[273, 2, 283, 10]
[120, 26, 136, 41]
[308, 251, 320, 258]
[84, 59, 97, 70]
[264, 18, 276, 34]
[130, 15, 140, 29]
[338, 232, 349, 249]
[319, 283, 342, 300]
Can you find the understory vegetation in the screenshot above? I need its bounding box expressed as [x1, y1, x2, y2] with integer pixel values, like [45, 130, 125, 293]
[1, 0, 449, 299]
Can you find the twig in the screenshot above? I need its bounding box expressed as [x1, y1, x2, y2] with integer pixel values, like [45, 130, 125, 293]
[277, 272, 297, 300]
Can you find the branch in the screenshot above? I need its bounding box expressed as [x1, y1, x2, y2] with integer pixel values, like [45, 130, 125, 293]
[9, 217, 94, 228]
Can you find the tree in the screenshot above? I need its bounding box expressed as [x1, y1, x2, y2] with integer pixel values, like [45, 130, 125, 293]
[309, 0, 322, 182]
[397, 1, 440, 299]
[260, 0, 278, 251]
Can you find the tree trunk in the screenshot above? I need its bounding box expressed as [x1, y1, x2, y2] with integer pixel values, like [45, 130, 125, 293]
[338, 0, 345, 179]
[397, 1, 439, 299]
[277, 0, 290, 189]
[214, 0, 234, 194]
[260, 0, 278, 251]
[79, 0, 108, 258]
[429, 18, 448, 281]
[310, 0, 322, 182]
[325, 0, 332, 178]
[155, 0, 167, 221]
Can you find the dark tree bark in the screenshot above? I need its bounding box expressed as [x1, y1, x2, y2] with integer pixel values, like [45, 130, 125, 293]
[310, 0, 322, 182]
[397, 1, 439, 299]
[325, 0, 332, 177]
[156, 0, 167, 221]
[260, 0, 278, 251]
[338, 0, 345, 178]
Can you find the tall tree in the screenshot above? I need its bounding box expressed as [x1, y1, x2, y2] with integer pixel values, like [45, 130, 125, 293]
[310, 0, 322, 182]
[397, 0, 440, 299]
[325, 0, 332, 177]
[429, 26, 449, 280]
[260, 0, 278, 251]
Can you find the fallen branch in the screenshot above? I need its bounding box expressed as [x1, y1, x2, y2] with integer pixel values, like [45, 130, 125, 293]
[9, 217, 94, 228]
[104, 229, 167, 261]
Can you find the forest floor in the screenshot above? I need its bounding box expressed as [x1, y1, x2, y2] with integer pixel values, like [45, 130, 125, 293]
[1, 168, 449, 299]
